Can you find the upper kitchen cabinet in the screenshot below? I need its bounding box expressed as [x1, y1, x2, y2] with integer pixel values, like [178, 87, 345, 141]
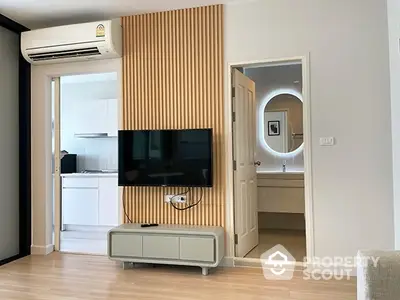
[73, 98, 118, 137]
[60, 72, 118, 137]
[74, 98, 108, 135]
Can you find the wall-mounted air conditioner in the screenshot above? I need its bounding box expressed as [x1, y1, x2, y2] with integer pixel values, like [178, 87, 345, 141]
[21, 19, 122, 65]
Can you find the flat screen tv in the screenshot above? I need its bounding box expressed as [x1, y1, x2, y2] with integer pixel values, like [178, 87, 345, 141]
[118, 129, 213, 187]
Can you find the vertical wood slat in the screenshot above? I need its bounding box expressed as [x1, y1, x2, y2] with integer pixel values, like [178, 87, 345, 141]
[122, 5, 224, 227]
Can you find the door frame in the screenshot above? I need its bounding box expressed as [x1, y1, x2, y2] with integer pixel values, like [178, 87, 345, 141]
[52, 77, 61, 251]
[225, 55, 314, 262]
[31, 59, 122, 254]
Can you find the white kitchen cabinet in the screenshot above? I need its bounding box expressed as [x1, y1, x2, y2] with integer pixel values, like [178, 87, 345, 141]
[73, 98, 118, 136]
[74, 99, 109, 135]
[61, 175, 118, 227]
[98, 177, 119, 226]
[62, 188, 99, 225]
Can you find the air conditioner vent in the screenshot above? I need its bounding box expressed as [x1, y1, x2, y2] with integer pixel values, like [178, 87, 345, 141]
[28, 47, 101, 61]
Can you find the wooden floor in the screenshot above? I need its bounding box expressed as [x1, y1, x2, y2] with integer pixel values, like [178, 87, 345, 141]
[0, 253, 356, 299]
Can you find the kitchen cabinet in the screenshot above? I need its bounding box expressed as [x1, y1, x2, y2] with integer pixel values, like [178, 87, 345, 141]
[74, 98, 118, 137]
[61, 175, 119, 227]
[62, 188, 99, 225]
[98, 177, 119, 226]
[74, 99, 108, 135]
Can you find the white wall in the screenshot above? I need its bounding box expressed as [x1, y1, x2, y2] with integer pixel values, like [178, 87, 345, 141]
[225, 0, 394, 261]
[60, 78, 118, 172]
[244, 64, 303, 171]
[387, 0, 400, 249]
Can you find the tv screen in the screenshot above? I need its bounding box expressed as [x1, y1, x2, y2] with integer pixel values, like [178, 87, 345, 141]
[118, 129, 213, 187]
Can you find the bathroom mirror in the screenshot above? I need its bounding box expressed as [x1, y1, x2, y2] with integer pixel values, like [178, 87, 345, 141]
[263, 93, 303, 153]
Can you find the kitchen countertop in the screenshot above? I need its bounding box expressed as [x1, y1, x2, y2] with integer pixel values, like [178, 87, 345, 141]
[60, 172, 118, 177]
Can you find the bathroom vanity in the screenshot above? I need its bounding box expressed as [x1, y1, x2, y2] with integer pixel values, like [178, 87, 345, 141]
[257, 172, 305, 214]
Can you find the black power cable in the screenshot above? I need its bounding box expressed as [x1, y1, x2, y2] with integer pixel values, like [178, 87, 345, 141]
[170, 187, 204, 211]
[122, 185, 204, 223]
[122, 187, 133, 223]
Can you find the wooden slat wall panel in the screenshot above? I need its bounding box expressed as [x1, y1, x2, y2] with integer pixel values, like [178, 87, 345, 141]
[122, 5, 224, 227]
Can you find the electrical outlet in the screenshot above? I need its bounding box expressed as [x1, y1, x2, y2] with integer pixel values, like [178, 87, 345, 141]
[164, 194, 187, 203]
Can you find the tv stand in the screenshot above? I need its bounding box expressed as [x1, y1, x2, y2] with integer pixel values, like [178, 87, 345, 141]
[107, 224, 225, 275]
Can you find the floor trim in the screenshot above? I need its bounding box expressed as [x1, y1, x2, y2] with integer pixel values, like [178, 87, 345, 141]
[0, 254, 24, 266]
[31, 244, 54, 255]
[220, 256, 234, 267]
[234, 256, 306, 269]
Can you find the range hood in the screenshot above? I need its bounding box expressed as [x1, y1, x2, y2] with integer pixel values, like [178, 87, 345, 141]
[74, 133, 114, 138]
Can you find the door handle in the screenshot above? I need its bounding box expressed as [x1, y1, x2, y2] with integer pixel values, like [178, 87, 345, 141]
[254, 161, 261, 166]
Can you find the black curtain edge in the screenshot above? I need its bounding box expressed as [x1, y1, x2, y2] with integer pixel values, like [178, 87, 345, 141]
[0, 14, 31, 265]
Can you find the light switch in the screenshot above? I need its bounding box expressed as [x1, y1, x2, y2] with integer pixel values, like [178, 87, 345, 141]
[319, 137, 335, 146]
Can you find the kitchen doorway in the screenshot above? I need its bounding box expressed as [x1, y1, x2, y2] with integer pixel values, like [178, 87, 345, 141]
[52, 72, 120, 255]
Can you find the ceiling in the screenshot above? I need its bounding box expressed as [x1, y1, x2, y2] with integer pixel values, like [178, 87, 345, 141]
[0, 0, 249, 29]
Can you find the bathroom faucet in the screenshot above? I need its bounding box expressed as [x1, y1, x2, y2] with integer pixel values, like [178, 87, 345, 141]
[282, 160, 287, 172]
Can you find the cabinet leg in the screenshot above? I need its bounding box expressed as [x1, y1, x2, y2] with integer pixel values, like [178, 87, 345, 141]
[201, 267, 209, 276]
[122, 262, 131, 270]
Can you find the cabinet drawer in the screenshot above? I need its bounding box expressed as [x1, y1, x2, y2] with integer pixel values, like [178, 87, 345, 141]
[180, 237, 214, 262]
[63, 177, 98, 188]
[258, 186, 305, 213]
[111, 234, 142, 257]
[143, 235, 179, 259]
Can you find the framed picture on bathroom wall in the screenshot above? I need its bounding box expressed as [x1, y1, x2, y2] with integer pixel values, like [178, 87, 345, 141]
[268, 120, 280, 136]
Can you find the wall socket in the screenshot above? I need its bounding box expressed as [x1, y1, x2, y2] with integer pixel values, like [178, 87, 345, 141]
[164, 194, 187, 203]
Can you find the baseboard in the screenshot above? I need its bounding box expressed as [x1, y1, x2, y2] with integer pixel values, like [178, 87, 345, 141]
[0, 254, 25, 266]
[234, 256, 305, 270]
[31, 244, 54, 255]
[305, 262, 357, 278]
[227, 257, 357, 278]
[219, 256, 234, 267]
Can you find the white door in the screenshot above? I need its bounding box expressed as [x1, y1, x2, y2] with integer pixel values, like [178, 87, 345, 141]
[232, 69, 259, 257]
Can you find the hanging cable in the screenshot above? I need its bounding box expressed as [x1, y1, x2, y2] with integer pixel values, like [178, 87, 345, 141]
[170, 187, 204, 211]
[122, 187, 133, 223]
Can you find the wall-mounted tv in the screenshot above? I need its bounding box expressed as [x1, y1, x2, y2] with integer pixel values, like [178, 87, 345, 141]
[118, 129, 213, 187]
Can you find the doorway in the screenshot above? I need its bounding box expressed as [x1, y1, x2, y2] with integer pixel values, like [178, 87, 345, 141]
[52, 72, 119, 255]
[231, 57, 313, 265]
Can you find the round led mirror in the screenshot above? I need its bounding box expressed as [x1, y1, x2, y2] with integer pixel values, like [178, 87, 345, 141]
[260, 90, 303, 157]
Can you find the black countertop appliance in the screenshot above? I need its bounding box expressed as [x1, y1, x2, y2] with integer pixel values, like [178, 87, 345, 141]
[61, 154, 77, 174]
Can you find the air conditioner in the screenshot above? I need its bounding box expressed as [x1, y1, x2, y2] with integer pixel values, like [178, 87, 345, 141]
[21, 19, 122, 65]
